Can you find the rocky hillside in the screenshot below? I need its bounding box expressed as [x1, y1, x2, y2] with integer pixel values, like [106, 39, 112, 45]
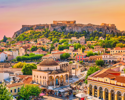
[13, 21, 121, 38]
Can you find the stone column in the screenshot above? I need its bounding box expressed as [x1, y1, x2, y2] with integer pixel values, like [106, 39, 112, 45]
[59, 77, 60, 86]
[92, 88, 94, 96]
[108, 92, 111, 100]
[122, 96, 124, 100]
[103, 90, 105, 100]
[115, 94, 117, 100]
[54, 76, 55, 88]
[87, 87, 90, 95]
[97, 89, 99, 98]
[68, 74, 69, 85]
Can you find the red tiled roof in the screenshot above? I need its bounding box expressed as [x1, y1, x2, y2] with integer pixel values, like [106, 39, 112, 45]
[93, 69, 125, 83]
[23, 77, 32, 84]
[6, 82, 24, 88]
[114, 47, 125, 50]
[18, 75, 29, 79]
[103, 53, 112, 55]
[53, 52, 65, 54]
[73, 50, 78, 52]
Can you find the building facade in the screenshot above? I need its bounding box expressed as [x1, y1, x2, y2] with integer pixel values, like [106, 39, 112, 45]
[32, 59, 69, 88]
[110, 47, 125, 54]
[87, 68, 125, 100]
[76, 54, 89, 62]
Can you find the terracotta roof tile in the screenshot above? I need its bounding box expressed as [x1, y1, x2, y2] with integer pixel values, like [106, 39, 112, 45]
[23, 77, 32, 84]
[6, 82, 24, 88]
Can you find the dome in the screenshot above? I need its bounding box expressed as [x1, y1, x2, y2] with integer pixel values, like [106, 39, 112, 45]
[39, 59, 58, 66]
[52, 70, 58, 74]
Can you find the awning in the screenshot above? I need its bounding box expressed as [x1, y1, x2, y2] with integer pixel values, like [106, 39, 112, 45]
[63, 88, 69, 91]
[59, 89, 65, 92]
[76, 93, 88, 98]
[54, 87, 62, 91]
[67, 87, 72, 90]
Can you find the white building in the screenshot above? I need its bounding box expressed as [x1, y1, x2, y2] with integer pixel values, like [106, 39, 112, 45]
[0, 73, 9, 82]
[19, 47, 25, 56]
[12, 50, 19, 59]
[0, 52, 7, 62]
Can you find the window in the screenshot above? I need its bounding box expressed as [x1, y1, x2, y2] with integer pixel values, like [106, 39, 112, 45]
[78, 56, 79, 58]
[34, 75, 35, 77]
[18, 88, 20, 92]
[14, 89, 16, 93]
[11, 90, 12, 93]
[43, 76, 44, 79]
[40, 76, 41, 78]
[45, 77, 46, 79]
[37, 76, 38, 78]
[80, 56, 82, 58]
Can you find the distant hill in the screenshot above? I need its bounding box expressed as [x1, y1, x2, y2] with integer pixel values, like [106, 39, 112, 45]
[13, 21, 122, 39]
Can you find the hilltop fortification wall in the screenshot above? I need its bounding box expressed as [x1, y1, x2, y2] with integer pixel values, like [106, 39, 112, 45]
[13, 21, 119, 38]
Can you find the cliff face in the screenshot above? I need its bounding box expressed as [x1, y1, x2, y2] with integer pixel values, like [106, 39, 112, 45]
[13, 21, 120, 38]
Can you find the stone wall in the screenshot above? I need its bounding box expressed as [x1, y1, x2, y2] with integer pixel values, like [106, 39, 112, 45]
[13, 21, 120, 38]
[0, 68, 22, 73]
[53, 21, 76, 24]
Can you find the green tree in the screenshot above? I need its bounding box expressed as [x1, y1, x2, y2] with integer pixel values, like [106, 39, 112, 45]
[81, 45, 85, 51]
[52, 38, 59, 43]
[60, 53, 70, 60]
[3, 35, 7, 42]
[50, 44, 55, 52]
[16, 56, 22, 61]
[87, 51, 94, 57]
[96, 60, 104, 66]
[0, 83, 13, 100]
[18, 85, 41, 100]
[73, 43, 81, 50]
[124, 69, 125, 73]
[69, 61, 73, 64]
[0, 49, 2, 52]
[31, 46, 37, 51]
[29, 53, 35, 56]
[116, 43, 123, 48]
[85, 66, 100, 84]
[79, 61, 83, 64]
[13, 62, 26, 68]
[21, 64, 37, 75]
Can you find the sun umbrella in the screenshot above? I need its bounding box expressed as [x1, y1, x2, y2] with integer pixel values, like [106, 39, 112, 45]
[39, 93, 45, 96]
[76, 93, 88, 98]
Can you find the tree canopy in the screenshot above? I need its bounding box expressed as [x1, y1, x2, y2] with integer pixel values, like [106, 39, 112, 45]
[85, 66, 100, 84]
[13, 62, 26, 68]
[60, 53, 70, 60]
[16, 54, 44, 61]
[3, 35, 8, 42]
[31, 46, 38, 51]
[18, 85, 41, 100]
[0, 83, 13, 100]
[21, 64, 37, 75]
[96, 60, 104, 66]
[87, 51, 98, 57]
